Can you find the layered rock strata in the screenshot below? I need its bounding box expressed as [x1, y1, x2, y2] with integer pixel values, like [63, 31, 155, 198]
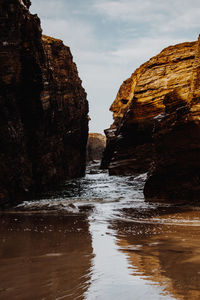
[0, 0, 88, 207]
[103, 37, 200, 199]
[144, 39, 200, 200]
[87, 133, 106, 162]
[102, 41, 197, 175]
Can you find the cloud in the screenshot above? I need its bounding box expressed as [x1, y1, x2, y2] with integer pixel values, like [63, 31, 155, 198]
[93, 0, 200, 34]
[40, 19, 96, 51]
[30, 0, 66, 19]
[110, 36, 188, 68]
[31, 1, 96, 51]
[162, 5, 200, 32]
[93, 0, 166, 23]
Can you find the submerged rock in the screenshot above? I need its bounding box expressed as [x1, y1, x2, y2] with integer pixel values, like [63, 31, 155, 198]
[0, 0, 88, 207]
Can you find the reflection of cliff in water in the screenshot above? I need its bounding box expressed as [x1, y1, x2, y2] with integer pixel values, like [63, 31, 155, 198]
[0, 213, 93, 300]
[113, 208, 200, 300]
[2, 164, 200, 299]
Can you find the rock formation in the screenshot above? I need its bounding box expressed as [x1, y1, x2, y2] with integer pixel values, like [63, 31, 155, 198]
[87, 133, 106, 162]
[103, 37, 200, 199]
[0, 0, 88, 207]
[102, 41, 197, 175]
[144, 38, 200, 200]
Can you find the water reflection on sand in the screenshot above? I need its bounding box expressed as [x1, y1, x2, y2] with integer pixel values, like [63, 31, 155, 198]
[0, 162, 200, 300]
[113, 207, 200, 300]
[0, 213, 93, 300]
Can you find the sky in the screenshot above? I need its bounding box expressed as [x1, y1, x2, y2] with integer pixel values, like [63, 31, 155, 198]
[30, 0, 200, 133]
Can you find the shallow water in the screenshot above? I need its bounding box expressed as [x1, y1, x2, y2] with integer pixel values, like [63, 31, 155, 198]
[0, 162, 200, 300]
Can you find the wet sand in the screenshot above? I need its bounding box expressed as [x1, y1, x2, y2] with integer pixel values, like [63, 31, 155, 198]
[0, 162, 200, 299]
[113, 208, 200, 300]
[0, 213, 93, 300]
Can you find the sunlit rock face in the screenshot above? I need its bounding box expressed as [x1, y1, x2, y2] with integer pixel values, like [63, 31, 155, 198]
[144, 37, 200, 200]
[87, 133, 106, 162]
[0, 0, 88, 207]
[103, 36, 200, 199]
[102, 40, 197, 176]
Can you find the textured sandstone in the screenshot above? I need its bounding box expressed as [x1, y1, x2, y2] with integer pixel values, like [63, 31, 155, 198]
[144, 38, 200, 200]
[0, 0, 88, 207]
[111, 41, 196, 122]
[87, 133, 106, 162]
[102, 41, 197, 175]
[103, 35, 200, 199]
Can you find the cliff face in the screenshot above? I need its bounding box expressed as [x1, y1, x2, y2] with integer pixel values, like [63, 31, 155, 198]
[144, 38, 200, 200]
[0, 0, 88, 207]
[102, 41, 197, 175]
[87, 133, 106, 162]
[103, 36, 200, 199]
[39, 35, 88, 184]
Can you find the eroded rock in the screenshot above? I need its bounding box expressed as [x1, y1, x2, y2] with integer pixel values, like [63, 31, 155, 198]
[144, 39, 200, 200]
[102, 40, 197, 176]
[0, 0, 88, 207]
[103, 36, 200, 199]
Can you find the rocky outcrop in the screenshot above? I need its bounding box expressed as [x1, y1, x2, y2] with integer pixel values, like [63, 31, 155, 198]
[103, 36, 200, 199]
[39, 35, 88, 182]
[144, 38, 200, 200]
[102, 40, 197, 175]
[87, 133, 106, 162]
[0, 0, 88, 207]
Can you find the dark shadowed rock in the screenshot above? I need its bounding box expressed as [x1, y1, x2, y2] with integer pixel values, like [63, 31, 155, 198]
[144, 38, 200, 200]
[0, 0, 88, 207]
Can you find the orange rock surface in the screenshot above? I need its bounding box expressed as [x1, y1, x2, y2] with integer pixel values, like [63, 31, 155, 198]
[103, 37, 200, 199]
[144, 37, 200, 200]
[111, 41, 196, 125]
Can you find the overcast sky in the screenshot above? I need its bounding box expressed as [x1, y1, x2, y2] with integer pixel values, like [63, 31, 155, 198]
[31, 0, 200, 133]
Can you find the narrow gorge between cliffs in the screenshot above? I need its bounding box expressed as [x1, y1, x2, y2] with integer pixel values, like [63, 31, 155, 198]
[0, 161, 200, 300]
[1, 1, 200, 299]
